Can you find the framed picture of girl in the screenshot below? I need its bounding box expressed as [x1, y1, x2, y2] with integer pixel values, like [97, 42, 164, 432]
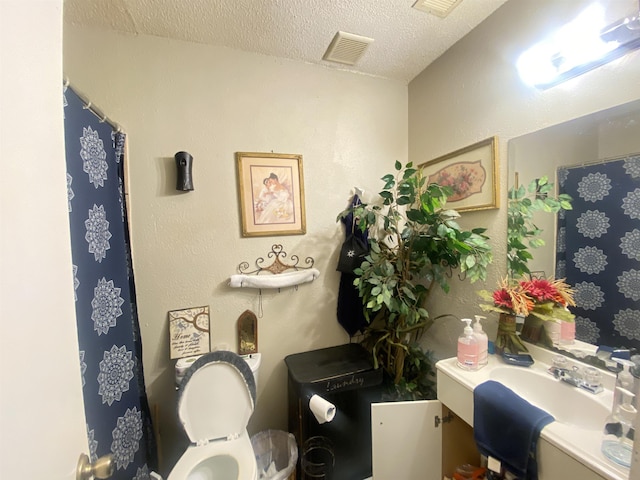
[236, 152, 306, 237]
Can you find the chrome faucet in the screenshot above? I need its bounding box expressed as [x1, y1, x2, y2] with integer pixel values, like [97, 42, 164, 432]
[548, 356, 603, 394]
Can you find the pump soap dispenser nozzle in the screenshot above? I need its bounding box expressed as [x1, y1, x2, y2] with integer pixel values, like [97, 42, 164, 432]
[473, 315, 488, 367]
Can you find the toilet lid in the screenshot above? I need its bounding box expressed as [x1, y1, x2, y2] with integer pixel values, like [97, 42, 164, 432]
[177, 351, 256, 444]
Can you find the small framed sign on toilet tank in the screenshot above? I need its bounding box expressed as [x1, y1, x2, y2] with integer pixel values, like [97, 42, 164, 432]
[168, 305, 211, 359]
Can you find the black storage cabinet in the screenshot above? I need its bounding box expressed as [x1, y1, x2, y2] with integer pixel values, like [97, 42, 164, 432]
[284, 343, 383, 480]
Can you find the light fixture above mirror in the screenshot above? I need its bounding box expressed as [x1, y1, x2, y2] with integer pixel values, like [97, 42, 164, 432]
[517, 2, 640, 88]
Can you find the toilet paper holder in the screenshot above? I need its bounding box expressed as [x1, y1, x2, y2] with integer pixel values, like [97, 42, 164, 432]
[308, 394, 336, 424]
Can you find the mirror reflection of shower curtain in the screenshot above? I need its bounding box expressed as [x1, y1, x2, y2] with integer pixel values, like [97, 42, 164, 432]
[556, 155, 640, 352]
[63, 85, 157, 478]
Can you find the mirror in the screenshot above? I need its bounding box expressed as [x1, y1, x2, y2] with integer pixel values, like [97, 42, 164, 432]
[508, 99, 640, 364]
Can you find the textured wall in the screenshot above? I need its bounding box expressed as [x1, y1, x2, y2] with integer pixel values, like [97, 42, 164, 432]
[63, 25, 407, 472]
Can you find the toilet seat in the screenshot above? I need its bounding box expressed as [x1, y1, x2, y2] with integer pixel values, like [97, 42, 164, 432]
[168, 351, 258, 480]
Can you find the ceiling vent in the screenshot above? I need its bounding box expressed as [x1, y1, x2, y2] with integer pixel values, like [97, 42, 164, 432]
[412, 0, 464, 18]
[323, 31, 374, 66]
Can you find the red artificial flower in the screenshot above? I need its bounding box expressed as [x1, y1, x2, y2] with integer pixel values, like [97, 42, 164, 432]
[481, 277, 575, 318]
[493, 288, 513, 309]
[521, 278, 558, 302]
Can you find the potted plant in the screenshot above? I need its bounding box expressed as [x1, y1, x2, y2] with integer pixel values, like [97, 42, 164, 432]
[337, 161, 492, 400]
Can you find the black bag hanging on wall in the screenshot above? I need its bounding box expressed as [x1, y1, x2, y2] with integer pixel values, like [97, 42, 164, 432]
[337, 197, 369, 273]
[337, 194, 370, 336]
[336, 234, 369, 273]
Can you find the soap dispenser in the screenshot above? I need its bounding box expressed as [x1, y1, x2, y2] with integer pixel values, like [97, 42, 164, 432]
[614, 359, 636, 412]
[601, 387, 636, 468]
[457, 318, 479, 371]
[473, 315, 488, 367]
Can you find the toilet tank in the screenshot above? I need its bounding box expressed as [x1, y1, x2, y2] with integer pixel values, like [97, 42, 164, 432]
[242, 353, 262, 389]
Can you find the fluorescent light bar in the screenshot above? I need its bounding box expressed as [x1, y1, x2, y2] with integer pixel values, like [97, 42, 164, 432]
[517, 4, 640, 89]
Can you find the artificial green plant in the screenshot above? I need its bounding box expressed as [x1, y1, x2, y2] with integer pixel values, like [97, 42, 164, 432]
[507, 176, 572, 279]
[337, 161, 492, 400]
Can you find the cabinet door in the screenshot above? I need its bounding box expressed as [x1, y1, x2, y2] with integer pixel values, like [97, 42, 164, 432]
[371, 400, 442, 480]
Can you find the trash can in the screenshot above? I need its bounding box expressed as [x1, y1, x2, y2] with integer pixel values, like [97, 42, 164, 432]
[251, 429, 298, 480]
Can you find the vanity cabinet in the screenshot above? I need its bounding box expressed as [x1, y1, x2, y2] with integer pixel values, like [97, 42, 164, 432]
[436, 354, 629, 480]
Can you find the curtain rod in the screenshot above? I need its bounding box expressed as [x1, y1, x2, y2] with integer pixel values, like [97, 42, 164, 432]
[562, 151, 640, 170]
[63, 77, 123, 133]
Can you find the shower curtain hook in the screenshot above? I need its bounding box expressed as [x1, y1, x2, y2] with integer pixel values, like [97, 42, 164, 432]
[63, 77, 70, 88]
[83, 101, 92, 110]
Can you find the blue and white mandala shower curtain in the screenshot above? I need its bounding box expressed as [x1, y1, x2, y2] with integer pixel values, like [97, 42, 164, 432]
[556, 155, 640, 352]
[63, 85, 157, 479]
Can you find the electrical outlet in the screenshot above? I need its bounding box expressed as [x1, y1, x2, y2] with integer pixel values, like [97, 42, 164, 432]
[213, 343, 229, 352]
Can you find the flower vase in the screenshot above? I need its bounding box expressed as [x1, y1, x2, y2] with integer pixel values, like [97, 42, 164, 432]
[559, 320, 576, 345]
[495, 313, 528, 354]
[544, 320, 562, 347]
[520, 315, 544, 344]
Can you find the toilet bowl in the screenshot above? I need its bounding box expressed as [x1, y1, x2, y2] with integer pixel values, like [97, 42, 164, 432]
[168, 351, 258, 480]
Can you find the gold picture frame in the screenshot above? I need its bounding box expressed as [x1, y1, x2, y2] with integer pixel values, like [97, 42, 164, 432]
[236, 152, 306, 237]
[419, 136, 499, 212]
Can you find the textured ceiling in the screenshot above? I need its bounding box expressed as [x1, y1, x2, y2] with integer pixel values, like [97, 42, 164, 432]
[63, 0, 508, 82]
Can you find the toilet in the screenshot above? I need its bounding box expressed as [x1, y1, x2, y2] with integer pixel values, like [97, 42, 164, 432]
[168, 351, 261, 480]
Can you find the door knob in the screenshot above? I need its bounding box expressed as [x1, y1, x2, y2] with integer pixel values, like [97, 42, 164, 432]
[76, 453, 115, 480]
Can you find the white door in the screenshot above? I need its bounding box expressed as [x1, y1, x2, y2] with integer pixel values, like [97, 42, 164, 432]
[371, 400, 443, 480]
[0, 1, 89, 478]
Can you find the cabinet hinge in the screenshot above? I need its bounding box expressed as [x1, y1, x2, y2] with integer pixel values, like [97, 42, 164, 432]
[434, 412, 454, 428]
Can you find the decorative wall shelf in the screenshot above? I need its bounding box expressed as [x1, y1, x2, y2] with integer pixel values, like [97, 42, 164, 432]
[229, 244, 319, 290]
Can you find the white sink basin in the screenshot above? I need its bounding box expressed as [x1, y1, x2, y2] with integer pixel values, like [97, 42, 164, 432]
[489, 366, 609, 431]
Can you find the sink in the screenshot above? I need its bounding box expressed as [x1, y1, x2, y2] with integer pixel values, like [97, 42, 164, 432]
[436, 345, 630, 480]
[489, 366, 609, 431]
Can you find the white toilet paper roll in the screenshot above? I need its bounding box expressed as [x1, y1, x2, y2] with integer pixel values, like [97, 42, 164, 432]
[309, 394, 336, 424]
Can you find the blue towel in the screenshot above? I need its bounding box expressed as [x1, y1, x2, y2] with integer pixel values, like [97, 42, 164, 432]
[473, 380, 554, 480]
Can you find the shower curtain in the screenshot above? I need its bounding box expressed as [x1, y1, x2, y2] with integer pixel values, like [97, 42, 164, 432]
[63, 85, 157, 479]
[556, 155, 640, 352]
